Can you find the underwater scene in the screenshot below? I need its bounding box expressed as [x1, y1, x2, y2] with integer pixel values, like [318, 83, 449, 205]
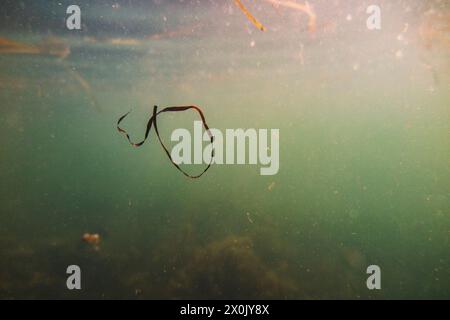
[0, 0, 449, 299]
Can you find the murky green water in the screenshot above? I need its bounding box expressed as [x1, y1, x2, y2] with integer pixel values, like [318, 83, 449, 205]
[0, 0, 449, 299]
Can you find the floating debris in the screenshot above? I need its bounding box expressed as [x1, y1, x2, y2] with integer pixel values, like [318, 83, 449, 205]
[267, 181, 276, 191]
[82, 233, 100, 245]
[117, 105, 215, 179]
[0, 37, 70, 58]
[233, 0, 266, 31]
[233, 0, 317, 33]
[82, 233, 101, 251]
[263, 0, 317, 33]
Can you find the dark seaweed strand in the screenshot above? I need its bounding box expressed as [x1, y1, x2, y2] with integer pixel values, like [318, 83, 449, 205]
[116, 110, 154, 147]
[154, 105, 215, 179]
[116, 105, 215, 179]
